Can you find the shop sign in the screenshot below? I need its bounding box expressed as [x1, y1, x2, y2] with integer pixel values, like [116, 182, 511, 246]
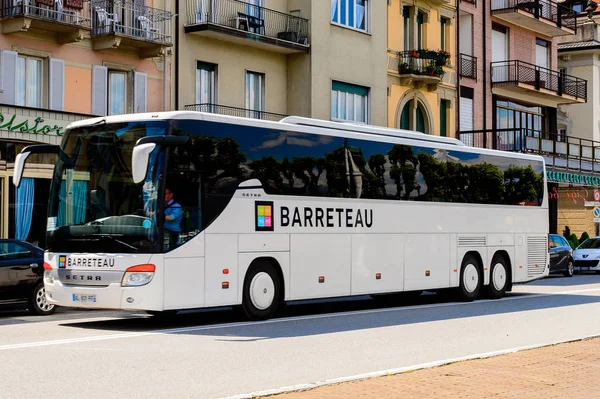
[546, 170, 600, 186]
[0, 111, 68, 137]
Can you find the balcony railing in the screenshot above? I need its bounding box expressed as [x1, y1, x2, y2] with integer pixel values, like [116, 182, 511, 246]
[490, 0, 577, 32]
[491, 60, 587, 101]
[459, 128, 600, 173]
[91, 0, 172, 44]
[397, 49, 450, 78]
[185, 0, 309, 45]
[0, 0, 91, 29]
[185, 103, 287, 122]
[461, 0, 477, 4]
[459, 53, 477, 80]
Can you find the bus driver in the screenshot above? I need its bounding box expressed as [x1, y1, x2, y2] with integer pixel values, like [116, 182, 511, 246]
[164, 187, 182, 250]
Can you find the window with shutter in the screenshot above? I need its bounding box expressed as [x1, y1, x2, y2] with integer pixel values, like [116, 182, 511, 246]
[0, 50, 18, 105]
[92, 65, 108, 116]
[134, 71, 147, 113]
[49, 58, 65, 111]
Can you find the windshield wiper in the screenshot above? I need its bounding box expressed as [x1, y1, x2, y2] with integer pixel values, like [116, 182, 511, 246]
[97, 235, 139, 252]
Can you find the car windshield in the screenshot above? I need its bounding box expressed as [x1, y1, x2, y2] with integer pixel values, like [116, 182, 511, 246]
[578, 238, 600, 249]
[46, 120, 169, 253]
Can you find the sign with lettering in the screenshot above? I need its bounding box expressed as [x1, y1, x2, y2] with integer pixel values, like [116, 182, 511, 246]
[546, 170, 600, 186]
[0, 111, 68, 137]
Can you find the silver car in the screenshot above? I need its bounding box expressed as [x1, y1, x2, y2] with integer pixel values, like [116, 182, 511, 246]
[573, 237, 600, 273]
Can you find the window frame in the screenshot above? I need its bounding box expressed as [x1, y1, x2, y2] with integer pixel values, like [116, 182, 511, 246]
[108, 70, 128, 116]
[441, 17, 448, 52]
[15, 54, 44, 108]
[196, 61, 217, 105]
[331, 0, 369, 32]
[245, 71, 265, 115]
[331, 81, 369, 124]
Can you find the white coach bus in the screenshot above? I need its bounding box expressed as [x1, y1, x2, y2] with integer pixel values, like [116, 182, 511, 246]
[13, 111, 549, 320]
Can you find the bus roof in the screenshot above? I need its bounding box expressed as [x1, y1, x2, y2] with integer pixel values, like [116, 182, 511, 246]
[66, 110, 545, 164]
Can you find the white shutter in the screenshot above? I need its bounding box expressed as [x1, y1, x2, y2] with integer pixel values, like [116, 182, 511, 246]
[459, 14, 472, 56]
[134, 71, 147, 113]
[1, 50, 18, 105]
[460, 96, 473, 132]
[48, 58, 65, 111]
[91, 65, 108, 116]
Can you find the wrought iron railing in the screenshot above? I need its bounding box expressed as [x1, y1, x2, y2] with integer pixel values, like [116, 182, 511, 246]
[490, 0, 577, 31]
[397, 50, 449, 77]
[461, 0, 477, 4]
[0, 0, 91, 28]
[91, 0, 172, 44]
[185, 103, 287, 121]
[459, 53, 477, 80]
[459, 128, 600, 173]
[491, 60, 587, 101]
[185, 0, 309, 45]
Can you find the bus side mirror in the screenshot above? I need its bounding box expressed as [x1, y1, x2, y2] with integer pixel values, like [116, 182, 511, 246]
[13, 151, 31, 188]
[132, 136, 189, 184]
[13, 144, 60, 188]
[132, 143, 156, 184]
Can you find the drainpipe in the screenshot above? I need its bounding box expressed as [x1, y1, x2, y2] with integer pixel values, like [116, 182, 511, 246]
[456, 6, 460, 139]
[482, 0, 487, 134]
[175, 0, 180, 111]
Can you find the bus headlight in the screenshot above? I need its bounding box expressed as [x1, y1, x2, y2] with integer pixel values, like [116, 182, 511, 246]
[121, 264, 156, 287]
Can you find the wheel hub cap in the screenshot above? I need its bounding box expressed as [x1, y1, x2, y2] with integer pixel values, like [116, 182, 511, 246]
[249, 272, 275, 310]
[37, 287, 55, 312]
[463, 264, 479, 293]
[492, 263, 506, 291]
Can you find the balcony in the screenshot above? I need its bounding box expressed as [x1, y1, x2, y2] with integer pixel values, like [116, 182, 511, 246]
[459, 128, 600, 176]
[184, 0, 309, 54]
[396, 50, 450, 91]
[459, 53, 477, 80]
[0, 0, 91, 43]
[184, 103, 287, 121]
[491, 0, 577, 37]
[491, 60, 586, 106]
[90, 0, 173, 58]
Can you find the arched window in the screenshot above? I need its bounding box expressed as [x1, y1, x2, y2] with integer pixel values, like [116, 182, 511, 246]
[400, 100, 427, 133]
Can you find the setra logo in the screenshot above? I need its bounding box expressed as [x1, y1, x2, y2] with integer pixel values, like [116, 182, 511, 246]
[255, 201, 274, 232]
[59, 255, 66, 269]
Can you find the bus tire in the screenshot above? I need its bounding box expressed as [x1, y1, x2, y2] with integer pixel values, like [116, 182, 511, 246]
[242, 261, 282, 321]
[458, 254, 482, 302]
[486, 254, 509, 299]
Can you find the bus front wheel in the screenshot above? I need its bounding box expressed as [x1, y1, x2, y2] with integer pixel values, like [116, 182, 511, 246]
[242, 261, 282, 321]
[458, 255, 482, 301]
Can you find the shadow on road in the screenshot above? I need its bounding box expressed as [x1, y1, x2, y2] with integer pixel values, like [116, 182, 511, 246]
[57, 282, 600, 341]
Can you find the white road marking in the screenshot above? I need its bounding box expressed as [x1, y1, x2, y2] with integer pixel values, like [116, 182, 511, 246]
[218, 334, 600, 399]
[0, 287, 599, 352]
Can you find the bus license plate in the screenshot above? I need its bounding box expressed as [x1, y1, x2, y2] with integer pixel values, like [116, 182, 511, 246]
[72, 294, 96, 303]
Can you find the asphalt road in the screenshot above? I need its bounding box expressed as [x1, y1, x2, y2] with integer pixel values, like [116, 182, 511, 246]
[2, 274, 600, 399]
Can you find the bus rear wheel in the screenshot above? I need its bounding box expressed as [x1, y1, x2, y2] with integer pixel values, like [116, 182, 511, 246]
[485, 255, 509, 299]
[458, 255, 482, 302]
[242, 261, 282, 321]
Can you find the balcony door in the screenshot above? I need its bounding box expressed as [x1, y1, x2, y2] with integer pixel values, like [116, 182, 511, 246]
[196, 61, 216, 109]
[492, 24, 508, 82]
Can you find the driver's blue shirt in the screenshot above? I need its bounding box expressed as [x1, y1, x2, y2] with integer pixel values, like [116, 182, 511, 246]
[164, 200, 182, 232]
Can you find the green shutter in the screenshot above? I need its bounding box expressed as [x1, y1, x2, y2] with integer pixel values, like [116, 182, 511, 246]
[440, 100, 447, 137]
[402, 7, 410, 18]
[332, 81, 369, 96]
[400, 103, 410, 130]
[416, 107, 425, 133]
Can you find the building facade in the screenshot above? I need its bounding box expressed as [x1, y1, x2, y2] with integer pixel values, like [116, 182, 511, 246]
[457, 0, 588, 234]
[178, 0, 387, 126]
[387, 0, 457, 136]
[0, 0, 174, 244]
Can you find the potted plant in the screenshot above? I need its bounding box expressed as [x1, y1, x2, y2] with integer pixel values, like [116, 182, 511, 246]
[399, 62, 410, 74]
[426, 64, 437, 75]
[409, 50, 419, 58]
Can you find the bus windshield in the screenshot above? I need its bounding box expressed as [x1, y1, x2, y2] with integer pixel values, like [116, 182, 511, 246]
[46, 120, 169, 253]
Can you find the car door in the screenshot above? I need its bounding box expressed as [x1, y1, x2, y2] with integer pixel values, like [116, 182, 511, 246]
[0, 241, 39, 301]
[549, 235, 560, 272]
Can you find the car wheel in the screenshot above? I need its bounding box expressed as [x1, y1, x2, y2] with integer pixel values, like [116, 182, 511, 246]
[242, 261, 282, 321]
[458, 254, 482, 301]
[563, 259, 574, 277]
[28, 282, 57, 316]
[485, 255, 509, 299]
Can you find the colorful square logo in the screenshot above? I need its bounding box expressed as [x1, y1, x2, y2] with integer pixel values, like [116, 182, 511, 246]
[255, 201, 274, 231]
[59, 255, 66, 269]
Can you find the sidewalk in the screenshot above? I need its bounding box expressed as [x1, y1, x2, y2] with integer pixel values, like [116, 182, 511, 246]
[262, 336, 600, 399]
